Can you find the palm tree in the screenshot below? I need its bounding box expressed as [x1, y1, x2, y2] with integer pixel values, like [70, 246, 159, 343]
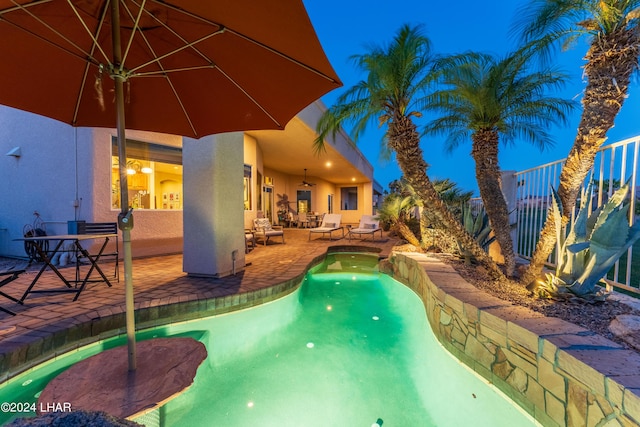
[424, 46, 573, 276]
[516, 0, 640, 285]
[395, 177, 474, 249]
[314, 24, 505, 279]
[377, 193, 421, 247]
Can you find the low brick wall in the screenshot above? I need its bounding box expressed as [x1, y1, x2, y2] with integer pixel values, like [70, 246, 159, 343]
[383, 252, 640, 427]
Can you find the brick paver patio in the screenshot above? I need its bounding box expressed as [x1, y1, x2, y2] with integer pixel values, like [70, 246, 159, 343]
[0, 228, 402, 381]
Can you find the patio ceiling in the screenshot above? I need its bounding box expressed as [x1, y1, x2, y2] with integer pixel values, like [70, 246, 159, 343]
[247, 115, 372, 186]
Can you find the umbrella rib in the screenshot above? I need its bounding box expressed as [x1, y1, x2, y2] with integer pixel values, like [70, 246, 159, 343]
[3, 0, 109, 67]
[73, 2, 111, 124]
[127, 29, 225, 75]
[225, 27, 340, 84]
[125, 7, 199, 137]
[64, 0, 112, 65]
[216, 67, 283, 129]
[150, 0, 340, 84]
[141, 1, 338, 85]
[1, 0, 51, 15]
[119, 0, 147, 70]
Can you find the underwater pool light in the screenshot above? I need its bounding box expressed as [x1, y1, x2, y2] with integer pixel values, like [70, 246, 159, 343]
[306, 342, 315, 349]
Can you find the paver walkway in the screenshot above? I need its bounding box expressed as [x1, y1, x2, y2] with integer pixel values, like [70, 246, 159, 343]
[0, 228, 402, 380]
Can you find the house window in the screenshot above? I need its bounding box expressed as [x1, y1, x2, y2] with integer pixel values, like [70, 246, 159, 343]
[111, 138, 182, 210]
[244, 164, 252, 210]
[297, 190, 311, 213]
[341, 187, 358, 210]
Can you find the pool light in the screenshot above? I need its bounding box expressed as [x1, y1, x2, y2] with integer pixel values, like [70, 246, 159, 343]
[306, 342, 315, 348]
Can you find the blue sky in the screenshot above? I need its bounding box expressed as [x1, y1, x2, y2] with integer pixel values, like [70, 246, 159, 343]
[303, 0, 640, 195]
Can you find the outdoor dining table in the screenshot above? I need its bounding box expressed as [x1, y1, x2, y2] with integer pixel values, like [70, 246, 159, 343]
[307, 214, 322, 228]
[15, 234, 116, 302]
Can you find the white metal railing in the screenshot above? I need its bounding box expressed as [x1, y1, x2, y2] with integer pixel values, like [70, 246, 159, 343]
[513, 135, 640, 293]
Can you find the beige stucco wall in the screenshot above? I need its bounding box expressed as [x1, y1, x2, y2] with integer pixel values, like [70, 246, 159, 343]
[0, 108, 183, 258]
[0, 103, 377, 260]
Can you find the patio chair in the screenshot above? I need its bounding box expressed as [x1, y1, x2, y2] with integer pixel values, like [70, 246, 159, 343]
[253, 218, 285, 246]
[245, 229, 256, 253]
[348, 215, 383, 241]
[309, 214, 344, 241]
[297, 212, 310, 228]
[75, 222, 119, 282]
[0, 261, 29, 315]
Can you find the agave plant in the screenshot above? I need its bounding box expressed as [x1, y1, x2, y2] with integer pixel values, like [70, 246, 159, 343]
[542, 183, 640, 300]
[456, 205, 496, 265]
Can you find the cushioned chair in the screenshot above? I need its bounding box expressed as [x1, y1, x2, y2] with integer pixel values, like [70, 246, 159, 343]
[245, 229, 256, 253]
[348, 215, 382, 241]
[297, 212, 310, 228]
[309, 214, 344, 241]
[253, 218, 285, 246]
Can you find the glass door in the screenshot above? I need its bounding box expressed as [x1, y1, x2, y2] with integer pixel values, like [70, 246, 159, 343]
[263, 186, 274, 223]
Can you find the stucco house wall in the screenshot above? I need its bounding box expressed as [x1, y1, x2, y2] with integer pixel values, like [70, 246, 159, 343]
[0, 107, 183, 259]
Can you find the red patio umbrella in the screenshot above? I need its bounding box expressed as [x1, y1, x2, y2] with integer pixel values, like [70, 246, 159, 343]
[0, 0, 341, 371]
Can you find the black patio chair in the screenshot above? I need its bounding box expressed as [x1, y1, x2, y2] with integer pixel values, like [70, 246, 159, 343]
[0, 263, 28, 315]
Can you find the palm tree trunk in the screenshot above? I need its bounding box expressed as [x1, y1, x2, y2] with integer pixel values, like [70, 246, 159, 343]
[388, 114, 505, 279]
[520, 28, 640, 286]
[472, 131, 516, 276]
[419, 207, 431, 250]
[395, 221, 422, 247]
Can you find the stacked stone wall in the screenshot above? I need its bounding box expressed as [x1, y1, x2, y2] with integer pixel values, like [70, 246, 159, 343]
[383, 252, 640, 427]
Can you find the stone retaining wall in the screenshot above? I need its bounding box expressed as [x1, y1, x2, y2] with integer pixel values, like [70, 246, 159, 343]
[383, 252, 640, 427]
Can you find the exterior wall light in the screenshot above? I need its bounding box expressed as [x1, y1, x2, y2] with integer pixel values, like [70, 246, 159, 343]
[5, 146, 21, 157]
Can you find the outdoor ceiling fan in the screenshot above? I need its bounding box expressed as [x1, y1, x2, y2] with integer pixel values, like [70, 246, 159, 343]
[299, 168, 316, 187]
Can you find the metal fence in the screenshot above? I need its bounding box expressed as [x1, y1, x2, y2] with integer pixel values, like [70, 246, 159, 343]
[513, 135, 640, 293]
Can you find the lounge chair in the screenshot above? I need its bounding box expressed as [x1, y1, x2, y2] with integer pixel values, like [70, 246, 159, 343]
[253, 218, 285, 246]
[309, 214, 344, 241]
[0, 261, 29, 315]
[348, 215, 383, 241]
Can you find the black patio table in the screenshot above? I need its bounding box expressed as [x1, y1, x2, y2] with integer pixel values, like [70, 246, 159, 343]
[15, 234, 116, 302]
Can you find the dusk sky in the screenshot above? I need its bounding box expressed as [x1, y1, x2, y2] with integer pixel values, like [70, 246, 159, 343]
[303, 0, 640, 195]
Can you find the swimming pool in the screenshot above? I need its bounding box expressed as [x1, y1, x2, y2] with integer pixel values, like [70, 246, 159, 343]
[0, 253, 538, 426]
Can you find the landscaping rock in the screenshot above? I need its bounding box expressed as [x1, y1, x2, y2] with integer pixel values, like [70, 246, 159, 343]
[609, 314, 640, 350]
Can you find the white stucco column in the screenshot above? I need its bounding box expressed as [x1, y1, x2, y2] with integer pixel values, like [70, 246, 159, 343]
[183, 132, 245, 277]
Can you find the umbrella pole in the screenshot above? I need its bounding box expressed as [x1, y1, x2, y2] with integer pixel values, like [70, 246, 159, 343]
[111, 0, 136, 372]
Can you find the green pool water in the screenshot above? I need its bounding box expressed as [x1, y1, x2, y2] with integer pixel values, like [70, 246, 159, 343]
[0, 253, 538, 426]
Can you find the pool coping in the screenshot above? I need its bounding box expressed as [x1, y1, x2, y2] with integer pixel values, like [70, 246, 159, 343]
[0, 245, 384, 383]
[3, 246, 639, 427]
[385, 252, 640, 427]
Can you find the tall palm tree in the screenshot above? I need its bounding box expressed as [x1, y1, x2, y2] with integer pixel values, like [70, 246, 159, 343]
[516, 0, 640, 285]
[424, 46, 573, 276]
[314, 24, 505, 279]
